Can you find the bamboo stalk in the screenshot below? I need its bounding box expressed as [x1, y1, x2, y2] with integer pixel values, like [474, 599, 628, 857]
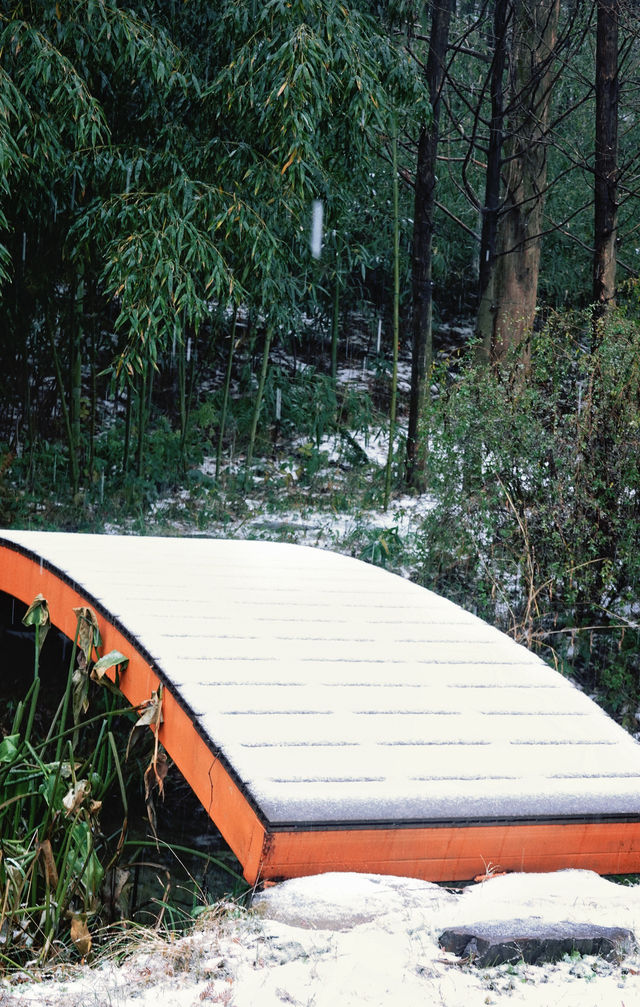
[216, 307, 237, 481]
[136, 365, 148, 479]
[331, 251, 340, 393]
[48, 328, 80, 495]
[245, 326, 272, 485]
[123, 380, 132, 476]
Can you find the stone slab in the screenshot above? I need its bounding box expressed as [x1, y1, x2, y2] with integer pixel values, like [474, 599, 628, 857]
[439, 919, 635, 966]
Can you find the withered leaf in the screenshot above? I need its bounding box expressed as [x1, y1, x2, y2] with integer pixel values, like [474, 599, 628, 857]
[91, 650, 129, 684]
[101, 867, 130, 921]
[144, 763, 159, 839]
[22, 594, 50, 651]
[37, 839, 59, 889]
[72, 654, 90, 723]
[144, 745, 170, 809]
[134, 687, 163, 731]
[143, 749, 170, 842]
[69, 912, 92, 958]
[73, 606, 101, 662]
[62, 779, 91, 816]
[125, 685, 163, 761]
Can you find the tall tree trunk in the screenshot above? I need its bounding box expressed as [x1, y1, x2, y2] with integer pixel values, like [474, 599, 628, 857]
[593, 0, 619, 318]
[488, 0, 560, 363]
[85, 274, 99, 488]
[384, 125, 400, 512]
[406, 0, 453, 490]
[476, 0, 510, 359]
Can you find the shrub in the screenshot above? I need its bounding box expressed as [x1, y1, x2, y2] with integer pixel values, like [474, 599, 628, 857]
[417, 308, 640, 724]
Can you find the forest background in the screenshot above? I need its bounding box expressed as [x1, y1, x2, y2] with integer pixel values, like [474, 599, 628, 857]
[1, 0, 639, 728]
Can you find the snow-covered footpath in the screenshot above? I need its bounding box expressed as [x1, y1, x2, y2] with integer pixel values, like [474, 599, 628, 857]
[4, 870, 640, 1006]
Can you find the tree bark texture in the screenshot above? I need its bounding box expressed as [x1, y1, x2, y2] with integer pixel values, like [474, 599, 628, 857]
[476, 0, 510, 358]
[593, 0, 619, 316]
[485, 0, 560, 363]
[407, 0, 454, 489]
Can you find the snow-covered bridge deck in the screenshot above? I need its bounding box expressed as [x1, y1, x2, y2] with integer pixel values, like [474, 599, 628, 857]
[2, 529, 640, 883]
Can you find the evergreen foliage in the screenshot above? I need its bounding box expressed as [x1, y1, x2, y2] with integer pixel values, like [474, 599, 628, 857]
[420, 300, 640, 722]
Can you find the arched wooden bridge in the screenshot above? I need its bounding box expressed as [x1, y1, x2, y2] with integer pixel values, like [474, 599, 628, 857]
[2, 529, 640, 884]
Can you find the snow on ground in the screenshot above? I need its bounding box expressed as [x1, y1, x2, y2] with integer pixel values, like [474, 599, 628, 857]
[4, 870, 640, 1007]
[211, 486, 435, 557]
[141, 423, 436, 570]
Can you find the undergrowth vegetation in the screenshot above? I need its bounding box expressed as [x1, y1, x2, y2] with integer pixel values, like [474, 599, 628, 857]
[420, 304, 640, 724]
[0, 316, 387, 532]
[0, 596, 244, 972]
[4, 301, 640, 728]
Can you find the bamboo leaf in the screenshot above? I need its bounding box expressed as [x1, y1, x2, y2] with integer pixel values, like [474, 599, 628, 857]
[280, 150, 296, 174]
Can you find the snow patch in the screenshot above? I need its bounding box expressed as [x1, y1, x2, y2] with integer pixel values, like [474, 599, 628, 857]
[7, 871, 640, 1007]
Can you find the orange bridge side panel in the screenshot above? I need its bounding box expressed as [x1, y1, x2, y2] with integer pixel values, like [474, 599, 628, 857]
[6, 542, 640, 887]
[259, 820, 640, 883]
[0, 545, 266, 883]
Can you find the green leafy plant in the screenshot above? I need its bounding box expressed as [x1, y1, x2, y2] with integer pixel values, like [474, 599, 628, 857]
[417, 307, 640, 720]
[0, 591, 249, 971]
[0, 597, 133, 966]
[360, 526, 403, 568]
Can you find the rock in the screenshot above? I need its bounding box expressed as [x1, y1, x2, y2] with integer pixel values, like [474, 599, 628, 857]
[439, 919, 635, 967]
